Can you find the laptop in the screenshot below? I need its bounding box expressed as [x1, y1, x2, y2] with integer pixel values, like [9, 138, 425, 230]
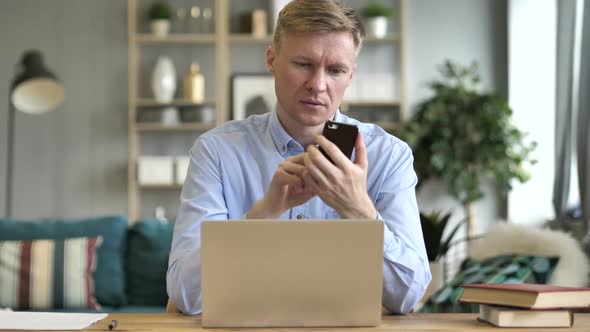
[200, 219, 384, 328]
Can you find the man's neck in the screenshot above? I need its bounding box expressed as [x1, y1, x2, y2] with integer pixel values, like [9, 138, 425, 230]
[276, 110, 325, 149]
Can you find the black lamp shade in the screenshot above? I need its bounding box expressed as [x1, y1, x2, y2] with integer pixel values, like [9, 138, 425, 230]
[10, 50, 64, 114]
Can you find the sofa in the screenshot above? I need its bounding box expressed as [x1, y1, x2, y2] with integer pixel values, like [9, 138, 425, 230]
[0, 215, 174, 313]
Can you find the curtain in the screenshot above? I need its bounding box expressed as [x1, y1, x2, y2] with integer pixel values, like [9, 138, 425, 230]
[553, 0, 575, 221]
[577, 1, 590, 233]
[554, 0, 590, 233]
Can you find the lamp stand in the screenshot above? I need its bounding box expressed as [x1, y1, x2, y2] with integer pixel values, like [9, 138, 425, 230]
[5, 98, 15, 218]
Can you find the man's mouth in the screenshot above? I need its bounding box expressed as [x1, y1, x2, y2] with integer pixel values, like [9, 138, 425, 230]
[301, 99, 325, 107]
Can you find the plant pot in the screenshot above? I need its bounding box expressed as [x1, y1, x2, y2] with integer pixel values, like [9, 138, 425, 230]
[365, 16, 388, 39]
[422, 261, 445, 302]
[150, 19, 171, 37]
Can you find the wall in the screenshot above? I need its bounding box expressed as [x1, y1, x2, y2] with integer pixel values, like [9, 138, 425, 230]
[0, 0, 128, 219]
[0, 0, 508, 223]
[405, 0, 508, 234]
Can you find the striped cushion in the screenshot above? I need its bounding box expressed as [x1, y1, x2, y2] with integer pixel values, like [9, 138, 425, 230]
[0, 237, 102, 310]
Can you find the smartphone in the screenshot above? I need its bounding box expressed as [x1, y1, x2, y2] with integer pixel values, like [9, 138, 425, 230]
[319, 120, 359, 163]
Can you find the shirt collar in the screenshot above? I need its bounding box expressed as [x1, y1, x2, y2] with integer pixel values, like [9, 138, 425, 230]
[269, 108, 343, 157]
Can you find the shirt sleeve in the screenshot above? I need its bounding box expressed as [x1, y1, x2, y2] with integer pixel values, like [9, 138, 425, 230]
[166, 136, 227, 315]
[375, 141, 432, 314]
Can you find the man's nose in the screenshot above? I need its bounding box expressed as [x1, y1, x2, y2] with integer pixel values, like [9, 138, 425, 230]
[306, 69, 327, 93]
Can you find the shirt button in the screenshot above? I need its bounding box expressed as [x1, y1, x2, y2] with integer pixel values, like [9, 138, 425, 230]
[282, 146, 286, 153]
[296, 214, 303, 220]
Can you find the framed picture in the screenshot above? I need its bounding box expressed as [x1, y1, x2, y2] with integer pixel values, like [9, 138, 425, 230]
[231, 74, 276, 120]
[271, 0, 293, 31]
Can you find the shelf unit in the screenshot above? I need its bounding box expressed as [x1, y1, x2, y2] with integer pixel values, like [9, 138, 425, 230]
[127, 0, 405, 221]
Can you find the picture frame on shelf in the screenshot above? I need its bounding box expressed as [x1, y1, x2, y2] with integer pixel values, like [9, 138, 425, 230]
[230, 74, 276, 120]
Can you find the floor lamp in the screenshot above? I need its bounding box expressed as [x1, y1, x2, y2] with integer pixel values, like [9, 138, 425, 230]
[5, 50, 64, 217]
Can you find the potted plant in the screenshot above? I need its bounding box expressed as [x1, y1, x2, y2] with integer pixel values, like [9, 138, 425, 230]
[398, 61, 536, 238]
[360, 2, 395, 39]
[420, 210, 463, 300]
[149, 0, 173, 37]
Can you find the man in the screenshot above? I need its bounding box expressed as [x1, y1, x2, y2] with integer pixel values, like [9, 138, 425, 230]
[167, 0, 431, 315]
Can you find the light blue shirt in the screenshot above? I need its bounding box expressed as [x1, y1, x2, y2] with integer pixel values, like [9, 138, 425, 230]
[167, 110, 431, 315]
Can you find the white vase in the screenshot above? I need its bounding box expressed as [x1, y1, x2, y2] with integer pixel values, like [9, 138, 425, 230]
[150, 19, 170, 37]
[161, 107, 180, 126]
[152, 56, 177, 103]
[366, 16, 388, 39]
[199, 105, 215, 123]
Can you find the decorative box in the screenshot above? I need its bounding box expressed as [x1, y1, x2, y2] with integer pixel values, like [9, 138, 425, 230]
[138, 156, 174, 185]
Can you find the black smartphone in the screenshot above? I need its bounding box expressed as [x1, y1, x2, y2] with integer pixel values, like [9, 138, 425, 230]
[319, 120, 359, 163]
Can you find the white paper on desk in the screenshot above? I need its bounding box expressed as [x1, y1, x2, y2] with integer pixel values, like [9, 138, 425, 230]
[0, 311, 108, 330]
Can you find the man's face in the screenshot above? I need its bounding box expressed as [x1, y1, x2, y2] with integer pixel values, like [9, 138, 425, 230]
[267, 31, 357, 131]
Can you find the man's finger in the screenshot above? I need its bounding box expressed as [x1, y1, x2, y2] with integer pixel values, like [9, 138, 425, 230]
[275, 168, 304, 187]
[286, 152, 306, 165]
[353, 132, 368, 169]
[304, 149, 332, 189]
[315, 135, 352, 169]
[280, 161, 307, 177]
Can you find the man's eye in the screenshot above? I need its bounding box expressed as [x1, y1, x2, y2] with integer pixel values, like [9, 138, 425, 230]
[329, 68, 346, 75]
[294, 62, 310, 68]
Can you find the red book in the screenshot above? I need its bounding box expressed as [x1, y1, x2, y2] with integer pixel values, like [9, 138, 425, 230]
[459, 283, 590, 309]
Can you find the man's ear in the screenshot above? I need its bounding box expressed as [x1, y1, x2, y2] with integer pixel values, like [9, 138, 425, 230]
[266, 46, 276, 73]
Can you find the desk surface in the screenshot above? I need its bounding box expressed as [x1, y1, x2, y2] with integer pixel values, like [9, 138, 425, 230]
[85, 313, 590, 332]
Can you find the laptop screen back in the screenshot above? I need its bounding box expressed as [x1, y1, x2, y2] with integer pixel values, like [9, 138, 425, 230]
[201, 220, 384, 327]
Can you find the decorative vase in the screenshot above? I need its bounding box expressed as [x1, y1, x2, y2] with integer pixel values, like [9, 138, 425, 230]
[183, 63, 205, 103]
[150, 19, 171, 37]
[365, 16, 388, 38]
[151, 56, 177, 103]
[199, 105, 215, 123]
[161, 107, 180, 126]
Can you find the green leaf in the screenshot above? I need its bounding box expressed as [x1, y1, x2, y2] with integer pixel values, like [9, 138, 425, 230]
[397, 60, 536, 205]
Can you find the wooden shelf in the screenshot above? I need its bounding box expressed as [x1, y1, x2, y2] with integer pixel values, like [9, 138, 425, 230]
[342, 101, 401, 108]
[136, 122, 215, 132]
[340, 101, 401, 113]
[227, 34, 399, 44]
[229, 34, 273, 44]
[364, 35, 401, 43]
[136, 99, 215, 107]
[376, 122, 400, 131]
[139, 184, 183, 190]
[136, 33, 216, 44]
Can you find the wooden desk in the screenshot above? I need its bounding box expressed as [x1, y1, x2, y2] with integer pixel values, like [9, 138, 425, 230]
[87, 313, 590, 331]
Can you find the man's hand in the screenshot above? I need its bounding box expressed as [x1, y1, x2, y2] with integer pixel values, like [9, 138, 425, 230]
[303, 133, 377, 219]
[247, 153, 315, 219]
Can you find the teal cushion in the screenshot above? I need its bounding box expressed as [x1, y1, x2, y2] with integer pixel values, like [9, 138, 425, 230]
[0, 215, 128, 307]
[419, 255, 559, 313]
[125, 219, 174, 306]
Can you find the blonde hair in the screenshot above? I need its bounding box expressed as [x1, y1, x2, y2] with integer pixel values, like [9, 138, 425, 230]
[273, 0, 364, 52]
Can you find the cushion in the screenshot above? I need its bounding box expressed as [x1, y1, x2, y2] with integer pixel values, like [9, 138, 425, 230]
[469, 223, 589, 287]
[125, 219, 174, 306]
[0, 216, 128, 307]
[0, 237, 102, 310]
[419, 255, 559, 313]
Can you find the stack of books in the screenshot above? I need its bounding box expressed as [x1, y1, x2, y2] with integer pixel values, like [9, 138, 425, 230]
[458, 283, 590, 328]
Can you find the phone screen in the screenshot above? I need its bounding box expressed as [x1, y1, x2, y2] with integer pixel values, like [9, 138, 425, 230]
[319, 121, 359, 163]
